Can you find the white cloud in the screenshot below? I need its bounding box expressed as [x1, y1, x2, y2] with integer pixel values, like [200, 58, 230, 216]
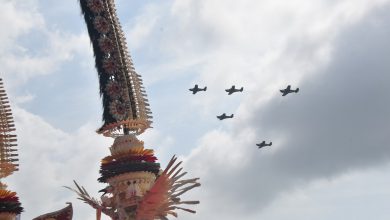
[13, 93, 35, 104]
[2, 0, 390, 219]
[139, 128, 176, 165]
[257, 164, 390, 220]
[127, 3, 162, 50]
[124, 0, 390, 119]
[1, 31, 91, 87]
[178, 2, 390, 219]
[7, 106, 112, 219]
[0, 1, 92, 89]
[0, 0, 44, 51]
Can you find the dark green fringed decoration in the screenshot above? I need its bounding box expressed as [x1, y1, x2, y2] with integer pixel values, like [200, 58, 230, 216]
[79, 0, 152, 136]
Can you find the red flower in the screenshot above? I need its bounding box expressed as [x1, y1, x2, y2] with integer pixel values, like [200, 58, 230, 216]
[102, 58, 118, 75]
[98, 36, 114, 53]
[105, 81, 122, 99]
[93, 16, 110, 34]
[109, 100, 128, 120]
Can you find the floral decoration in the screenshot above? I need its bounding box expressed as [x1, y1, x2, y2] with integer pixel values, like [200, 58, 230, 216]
[102, 57, 118, 75]
[109, 100, 128, 120]
[93, 16, 110, 34]
[105, 81, 122, 99]
[98, 36, 114, 53]
[87, 0, 105, 14]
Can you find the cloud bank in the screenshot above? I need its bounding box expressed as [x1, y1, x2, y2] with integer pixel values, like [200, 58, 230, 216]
[2, 0, 390, 219]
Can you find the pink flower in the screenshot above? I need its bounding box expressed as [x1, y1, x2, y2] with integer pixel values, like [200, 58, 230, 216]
[109, 100, 128, 120]
[98, 37, 114, 53]
[93, 16, 110, 34]
[102, 58, 118, 75]
[87, 0, 105, 14]
[105, 81, 122, 99]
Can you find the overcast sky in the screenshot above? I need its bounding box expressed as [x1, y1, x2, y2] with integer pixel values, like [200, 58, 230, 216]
[1, 0, 390, 219]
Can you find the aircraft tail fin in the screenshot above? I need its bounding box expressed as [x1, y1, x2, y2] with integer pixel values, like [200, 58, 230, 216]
[240, 87, 243, 92]
[270, 142, 272, 146]
[295, 88, 299, 93]
[204, 86, 207, 91]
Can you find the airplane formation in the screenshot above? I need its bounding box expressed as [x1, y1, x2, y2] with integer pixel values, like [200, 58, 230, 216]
[189, 84, 299, 149]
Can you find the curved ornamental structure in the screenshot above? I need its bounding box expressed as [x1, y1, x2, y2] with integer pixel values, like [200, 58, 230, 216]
[67, 1, 201, 220]
[0, 78, 23, 220]
[33, 203, 73, 220]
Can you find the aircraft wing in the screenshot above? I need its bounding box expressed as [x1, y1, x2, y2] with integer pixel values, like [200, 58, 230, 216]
[280, 90, 288, 96]
[189, 88, 197, 94]
[217, 115, 226, 120]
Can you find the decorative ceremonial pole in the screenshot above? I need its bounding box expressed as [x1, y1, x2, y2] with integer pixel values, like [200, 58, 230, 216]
[67, 1, 200, 219]
[0, 78, 23, 220]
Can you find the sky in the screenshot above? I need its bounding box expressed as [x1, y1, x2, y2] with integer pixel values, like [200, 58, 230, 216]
[1, 0, 390, 219]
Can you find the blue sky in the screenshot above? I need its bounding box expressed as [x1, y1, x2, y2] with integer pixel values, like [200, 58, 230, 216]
[1, 0, 390, 219]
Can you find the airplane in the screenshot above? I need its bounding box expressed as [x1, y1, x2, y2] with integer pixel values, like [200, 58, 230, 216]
[225, 85, 244, 95]
[216, 113, 234, 120]
[256, 141, 272, 149]
[189, 84, 207, 94]
[280, 85, 299, 96]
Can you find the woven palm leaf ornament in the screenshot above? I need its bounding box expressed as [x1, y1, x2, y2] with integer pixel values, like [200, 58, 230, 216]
[67, 1, 200, 219]
[0, 78, 23, 220]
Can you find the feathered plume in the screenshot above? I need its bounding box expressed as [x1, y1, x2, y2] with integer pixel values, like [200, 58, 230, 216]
[64, 181, 116, 218]
[136, 156, 201, 220]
